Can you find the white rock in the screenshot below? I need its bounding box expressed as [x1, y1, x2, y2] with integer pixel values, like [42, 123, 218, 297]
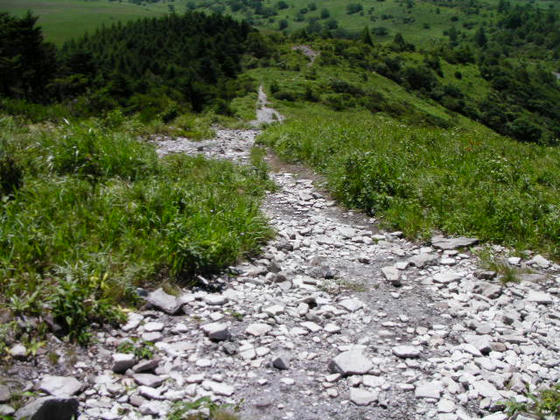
[204, 294, 228, 306]
[433, 271, 463, 284]
[437, 399, 456, 413]
[112, 353, 136, 373]
[392, 345, 422, 359]
[146, 288, 182, 315]
[526, 291, 553, 305]
[350, 388, 378, 406]
[200, 322, 231, 341]
[202, 381, 234, 396]
[39, 376, 82, 397]
[246, 323, 272, 337]
[415, 381, 442, 399]
[339, 298, 364, 312]
[329, 350, 373, 376]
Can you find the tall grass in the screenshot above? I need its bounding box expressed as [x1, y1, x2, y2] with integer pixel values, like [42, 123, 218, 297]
[259, 107, 560, 257]
[0, 115, 271, 343]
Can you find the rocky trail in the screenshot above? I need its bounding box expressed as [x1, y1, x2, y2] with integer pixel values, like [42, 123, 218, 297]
[3, 92, 559, 420]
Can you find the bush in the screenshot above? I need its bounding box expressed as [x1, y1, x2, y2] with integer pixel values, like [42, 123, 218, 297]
[346, 3, 363, 14]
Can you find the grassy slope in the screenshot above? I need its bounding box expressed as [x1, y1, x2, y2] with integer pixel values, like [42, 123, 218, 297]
[0, 113, 271, 344]
[254, 49, 560, 258]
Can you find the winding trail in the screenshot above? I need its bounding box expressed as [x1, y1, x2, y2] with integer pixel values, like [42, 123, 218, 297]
[145, 89, 560, 420]
[6, 89, 559, 420]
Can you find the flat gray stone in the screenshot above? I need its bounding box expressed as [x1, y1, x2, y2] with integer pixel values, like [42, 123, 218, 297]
[528, 254, 550, 268]
[245, 323, 272, 337]
[204, 294, 228, 306]
[133, 374, 164, 388]
[201, 380, 234, 396]
[9, 344, 27, 360]
[350, 388, 378, 406]
[39, 376, 82, 397]
[263, 305, 284, 316]
[432, 235, 478, 250]
[329, 350, 373, 376]
[201, 322, 231, 341]
[409, 253, 439, 268]
[526, 290, 553, 305]
[0, 385, 10, 403]
[132, 359, 160, 373]
[0, 405, 14, 416]
[465, 334, 492, 355]
[381, 266, 401, 286]
[433, 271, 463, 284]
[15, 397, 79, 420]
[112, 353, 136, 374]
[480, 284, 502, 299]
[339, 298, 364, 312]
[473, 380, 501, 400]
[414, 381, 442, 399]
[392, 345, 422, 359]
[122, 313, 144, 332]
[146, 288, 182, 315]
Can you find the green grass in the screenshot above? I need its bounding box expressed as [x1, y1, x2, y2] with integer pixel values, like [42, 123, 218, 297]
[0, 0, 187, 45]
[2, 0, 556, 47]
[0, 114, 272, 344]
[506, 383, 560, 419]
[258, 100, 560, 258]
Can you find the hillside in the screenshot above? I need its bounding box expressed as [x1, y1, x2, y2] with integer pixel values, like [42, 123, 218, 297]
[0, 6, 559, 420]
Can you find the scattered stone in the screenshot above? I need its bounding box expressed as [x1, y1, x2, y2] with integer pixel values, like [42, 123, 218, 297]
[202, 380, 234, 397]
[204, 295, 228, 306]
[381, 266, 401, 286]
[246, 323, 272, 337]
[392, 345, 421, 359]
[112, 353, 136, 374]
[475, 270, 497, 280]
[39, 376, 82, 397]
[432, 236, 478, 250]
[9, 344, 27, 360]
[350, 388, 378, 406]
[272, 354, 291, 370]
[528, 254, 550, 269]
[0, 385, 10, 403]
[146, 288, 182, 315]
[122, 312, 144, 332]
[0, 405, 14, 416]
[15, 397, 79, 420]
[526, 291, 553, 305]
[329, 350, 373, 376]
[263, 305, 284, 316]
[133, 359, 160, 373]
[409, 253, 439, 268]
[339, 299, 364, 312]
[201, 322, 231, 341]
[437, 399, 456, 413]
[414, 381, 442, 399]
[133, 374, 165, 388]
[433, 271, 463, 284]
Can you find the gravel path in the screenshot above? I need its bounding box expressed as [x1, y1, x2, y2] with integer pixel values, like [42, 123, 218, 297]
[4, 93, 559, 420]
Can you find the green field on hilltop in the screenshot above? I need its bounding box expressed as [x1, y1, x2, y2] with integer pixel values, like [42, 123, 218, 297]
[1, 0, 557, 46]
[0, 0, 181, 44]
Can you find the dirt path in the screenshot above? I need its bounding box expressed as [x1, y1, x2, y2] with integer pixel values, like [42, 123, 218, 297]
[6, 89, 559, 420]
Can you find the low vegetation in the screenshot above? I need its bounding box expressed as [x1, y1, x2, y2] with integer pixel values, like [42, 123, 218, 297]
[259, 103, 560, 257]
[0, 114, 271, 345]
[506, 383, 560, 419]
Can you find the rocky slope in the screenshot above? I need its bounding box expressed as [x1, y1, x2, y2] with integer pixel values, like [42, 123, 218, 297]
[2, 97, 559, 420]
